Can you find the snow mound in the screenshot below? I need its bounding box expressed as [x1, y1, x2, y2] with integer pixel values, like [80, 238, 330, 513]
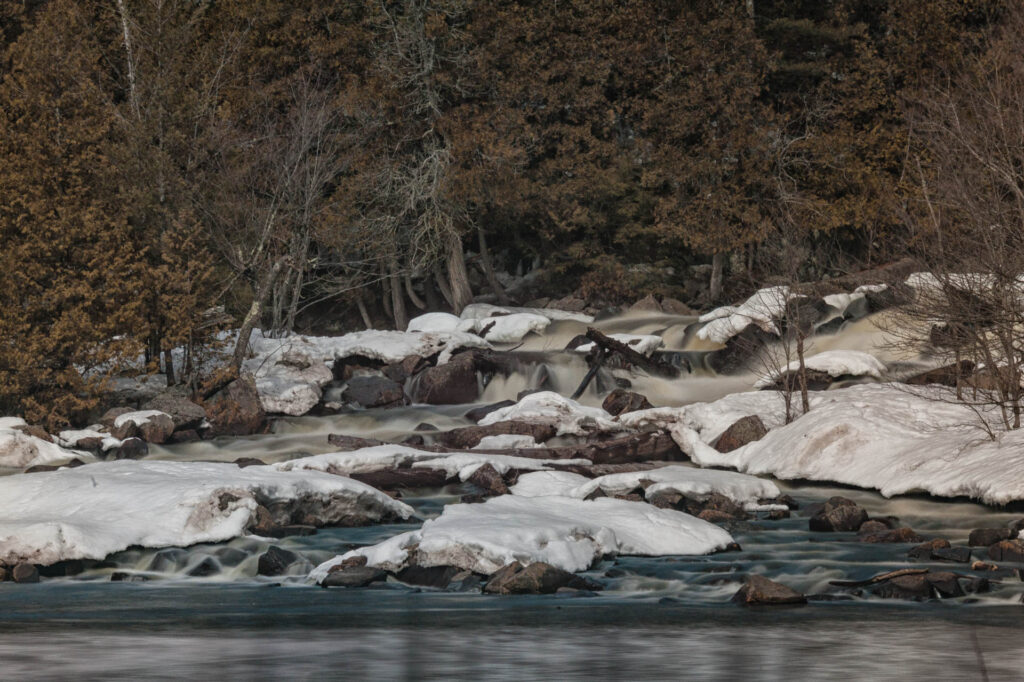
[250, 329, 489, 368]
[472, 434, 541, 449]
[0, 460, 414, 566]
[571, 334, 664, 357]
[509, 470, 592, 497]
[56, 428, 123, 453]
[468, 313, 551, 343]
[686, 383, 1024, 505]
[273, 444, 589, 481]
[0, 421, 87, 469]
[478, 391, 624, 436]
[697, 286, 793, 344]
[567, 465, 782, 511]
[460, 303, 594, 324]
[754, 350, 887, 388]
[823, 292, 865, 313]
[310, 495, 734, 579]
[242, 349, 334, 416]
[112, 410, 169, 430]
[407, 312, 475, 334]
[616, 390, 785, 445]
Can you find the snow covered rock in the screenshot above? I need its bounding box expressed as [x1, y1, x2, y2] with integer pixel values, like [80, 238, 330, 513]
[685, 383, 1024, 505]
[509, 470, 592, 497]
[250, 328, 489, 368]
[0, 420, 86, 469]
[570, 334, 664, 357]
[246, 350, 333, 416]
[472, 434, 541, 450]
[310, 495, 734, 579]
[754, 350, 887, 389]
[469, 313, 551, 344]
[697, 286, 793, 345]
[407, 312, 474, 334]
[479, 391, 624, 437]
[0, 460, 414, 566]
[111, 410, 175, 443]
[460, 303, 594, 324]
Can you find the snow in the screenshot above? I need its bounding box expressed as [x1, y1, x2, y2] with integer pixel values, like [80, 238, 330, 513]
[509, 470, 592, 497]
[249, 328, 489, 368]
[407, 312, 474, 334]
[0, 423, 87, 469]
[571, 334, 664, 357]
[478, 391, 624, 436]
[245, 351, 334, 416]
[616, 390, 785, 445]
[56, 428, 123, 453]
[310, 495, 735, 579]
[567, 465, 783, 511]
[855, 284, 888, 294]
[823, 292, 865, 313]
[468, 313, 551, 343]
[682, 383, 1024, 505]
[0, 460, 414, 566]
[697, 286, 793, 344]
[272, 444, 589, 481]
[473, 434, 541, 449]
[112, 410, 170, 430]
[754, 349, 887, 388]
[460, 303, 593, 324]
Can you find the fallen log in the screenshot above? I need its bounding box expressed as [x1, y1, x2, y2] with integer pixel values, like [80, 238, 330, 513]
[584, 328, 684, 377]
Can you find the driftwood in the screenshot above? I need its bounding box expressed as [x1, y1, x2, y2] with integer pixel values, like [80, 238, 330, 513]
[584, 328, 684, 377]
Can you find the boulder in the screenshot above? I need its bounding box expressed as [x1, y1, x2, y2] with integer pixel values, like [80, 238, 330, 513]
[809, 497, 869, 532]
[482, 561, 599, 595]
[321, 565, 388, 588]
[858, 527, 923, 544]
[383, 356, 429, 385]
[629, 294, 663, 313]
[467, 463, 509, 496]
[186, 557, 220, 577]
[412, 353, 480, 405]
[204, 377, 266, 436]
[12, 563, 40, 584]
[107, 437, 148, 460]
[932, 546, 972, 563]
[395, 564, 462, 589]
[343, 376, 407, 409]
[968, 528, 1015, 547]
[660, 297, 695, 315]
[12, 424, 52, 442]
[731, 574, 806, 605]
[908, 538, 951, 560]
[257, 545, 303, 577]
[987, 539, 1024, 563]
[712, 415, 768, 453]
[707, 324, 777, 375]
[142, 390, 207, 431]
[99, 407, 134, 429]
[111, 412, 175, 444]
[434, 421, 557, 449]
[601, 389, 653, 417]
[684, 493, 747, 520]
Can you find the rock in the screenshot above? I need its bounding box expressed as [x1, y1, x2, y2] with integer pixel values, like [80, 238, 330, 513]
[646, 490, 684, 509]
[142, 390, 207, 431]
[698, 510, 740, 524]
[483, 561, 598, 595]
[215, 547, 249, 567]
[395, 564, 462, 589]
[932, 546, 972, 563]
[684, 492, 746, 519]
[809, 497, 869, 532]
[731, 574, 806, 606]
[548, 296, 586, 312]
[25, 458, 87, 474]
[12, 424, 52, 442]
[858, 527, 924, 544]
[872, 571, 990, 600]
[99, 407, 134, 429]
[148, 548, 188, 572]
[467, 463, 509, 495]
[601, 389, 653, 417]
[707, 324, 777, 375]
[857, 520, 890, 536]
[902, 361, 975, 388]
[205, 376, 266, 436]
[233, 457, 266, 468]
[987, 540, 1024, 563]
[258, 546, 302, 577]
[629, 294, 663, 312]
[464, 401, 516, 423]
[412, 353, 479, 405]
[132, 413, 175, 444]
[321, 565, 388, 588]
[383, 355, 428, 385]
[563, 334, 591, 352]
[350, 468, 449, 491]
[872, 574, 933, 600]
[168, 429, 200, 444]
[343, 375, 407, 408]
[968, 528, 1015, 547]
[660, 297, 695, 315]
[435, 421, 557, 449]
[908, 538, 951, 560]
[186, 557, 220, 577]
[712, 415, 768, 453]
[107, 437, 148, 460]
[12, 563, 40, 583]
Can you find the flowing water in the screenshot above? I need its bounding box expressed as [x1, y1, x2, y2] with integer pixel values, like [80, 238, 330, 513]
[3, 311, 1024, 680]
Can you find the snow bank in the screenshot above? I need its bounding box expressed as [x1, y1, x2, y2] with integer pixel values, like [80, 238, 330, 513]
[272, 444, 589, 481]
[479, 391, 624, 436]
[697, 286, 793, 344]
[0, 460, 414, 566]
[472, 434, 541, 449]
[686, 383, 1024, 505]
[409, 310, 551, 343]
[249, 329, 489, 368]
[0, 421, 86, 469]
[754, 350, 887, 388]
[823, 292, 865, 313]
[310, 495, 734, 579]
[571, 334, 664, 357]
[616, 390, 785, 445]
[407, 312, 474, 334]
[508, 470, 591, 497]
[461, 303, 593, 324]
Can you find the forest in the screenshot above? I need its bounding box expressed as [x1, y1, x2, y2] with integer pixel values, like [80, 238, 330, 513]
[0, 0, 1013, 426]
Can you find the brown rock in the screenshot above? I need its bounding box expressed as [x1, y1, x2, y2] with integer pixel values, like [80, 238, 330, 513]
[234, 457, 267, 468]
[435, 421, 557, 449]
[321, 565, 388, 588]
[483, 561, 598, 595]
[858, 527, 924, 544]
[629, 294, 663, 312]
[383, 355, 428, 385]
[660, 297, 695, 315]
[601, 389, 653, 417]
[343, 375, 407, 408]
[464, 401, 516, 423]
[412, 353, 480, 405]
[731, 574, 806, 605]
[968, 527, 1015, 547]
[987, 539, 1024, 563]
[467, 463, 510, 496]
[698, 510, 739, 524]
[12, 424, 52, 442]
[99, 407, 134, 429]
[134, 413, 175, 444]
[204, 377, 266, 436]
[908, 538, 951, 560]
[809, 497, 869, 532]
[713, 415, 768, 453]
[107, 437, 149, 460]
[12, 563, 40, 584]
[142, 391, 207, 431]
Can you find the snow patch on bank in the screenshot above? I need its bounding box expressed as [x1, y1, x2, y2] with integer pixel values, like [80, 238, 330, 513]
[0, 419, 87, 469]
[310, 495, 734, 579]
[0, 460, 413, 566]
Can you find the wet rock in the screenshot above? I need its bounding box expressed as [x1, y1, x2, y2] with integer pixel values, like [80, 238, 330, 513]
[483, 561, 600, 595]
[908, 538, 951, 560]
[412, 352, 480, 405]
[684, 493, 746, 520]
[350, 468, 448, 491]
[321, 565, 388, 588]
[548, 296, 586, 312]
[135, 413, 175, 444]
[402, 435, 426, 447]
[872, 574, 933, 600]
[99, 407, 134, 429]
[629, 294, 663, 313]
[25, 458, 87, 474]
[0, 567, 7, 581]
[467, 463, 509, 496]
[601, 389, 653, 417]
[142, 390, 207, 431]
[414, 423, 437, 432]
[809, 497, 869, 532]
[698, 510, 740, 524]
[435, 421, 556, 449]
[968, 528, 1015, 547]
[932, 546, 972, 563]
[148, 548, 188, 573]
[731, 574, 806, 606]
[464, 401, 516, 423]
[859, 527, 923, 544]
[563, 334, 591, 352]
[871, 571, 988, 600]
[343, 376, 406, 409]
[110, 572, 147, 582]
[767, 509, 791, 520]
[12, 563, 40, 583]
[258, 546, 302, 577]
[707, 325, 777, 375]
[186, 557, 221, 577]
[205, 377, 266, 436]
[215, 547, 249, 567]
[661, 297, 695, 315]
[383, 355, 428, 385]
[395, 564, 462, 589]
[234, 457, 267, 468]
[646, 490, 684, 510]
[987, 539, 1024, 563]
[857, 520, 890, 536]
[168, 429, 200, 444]
[107, 437, 148, 460]
[712, 415, 767, 453]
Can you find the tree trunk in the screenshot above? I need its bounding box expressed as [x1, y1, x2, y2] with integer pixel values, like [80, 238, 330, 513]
[356, 294, 374, 330]
[423, 274, 442, 310]
[434, 266, 455, 309]
[404, 273, 427, 311]
[164, 349, 176, 386]
[389, 259, 408, 330]
[232, 258, 287, 372]
[796, 332, 810, 415]
[709, 252, 726, 302]
[446, 235, 473, 313]
[284, 235, 309, 332]
[477, 225, 511, 305]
